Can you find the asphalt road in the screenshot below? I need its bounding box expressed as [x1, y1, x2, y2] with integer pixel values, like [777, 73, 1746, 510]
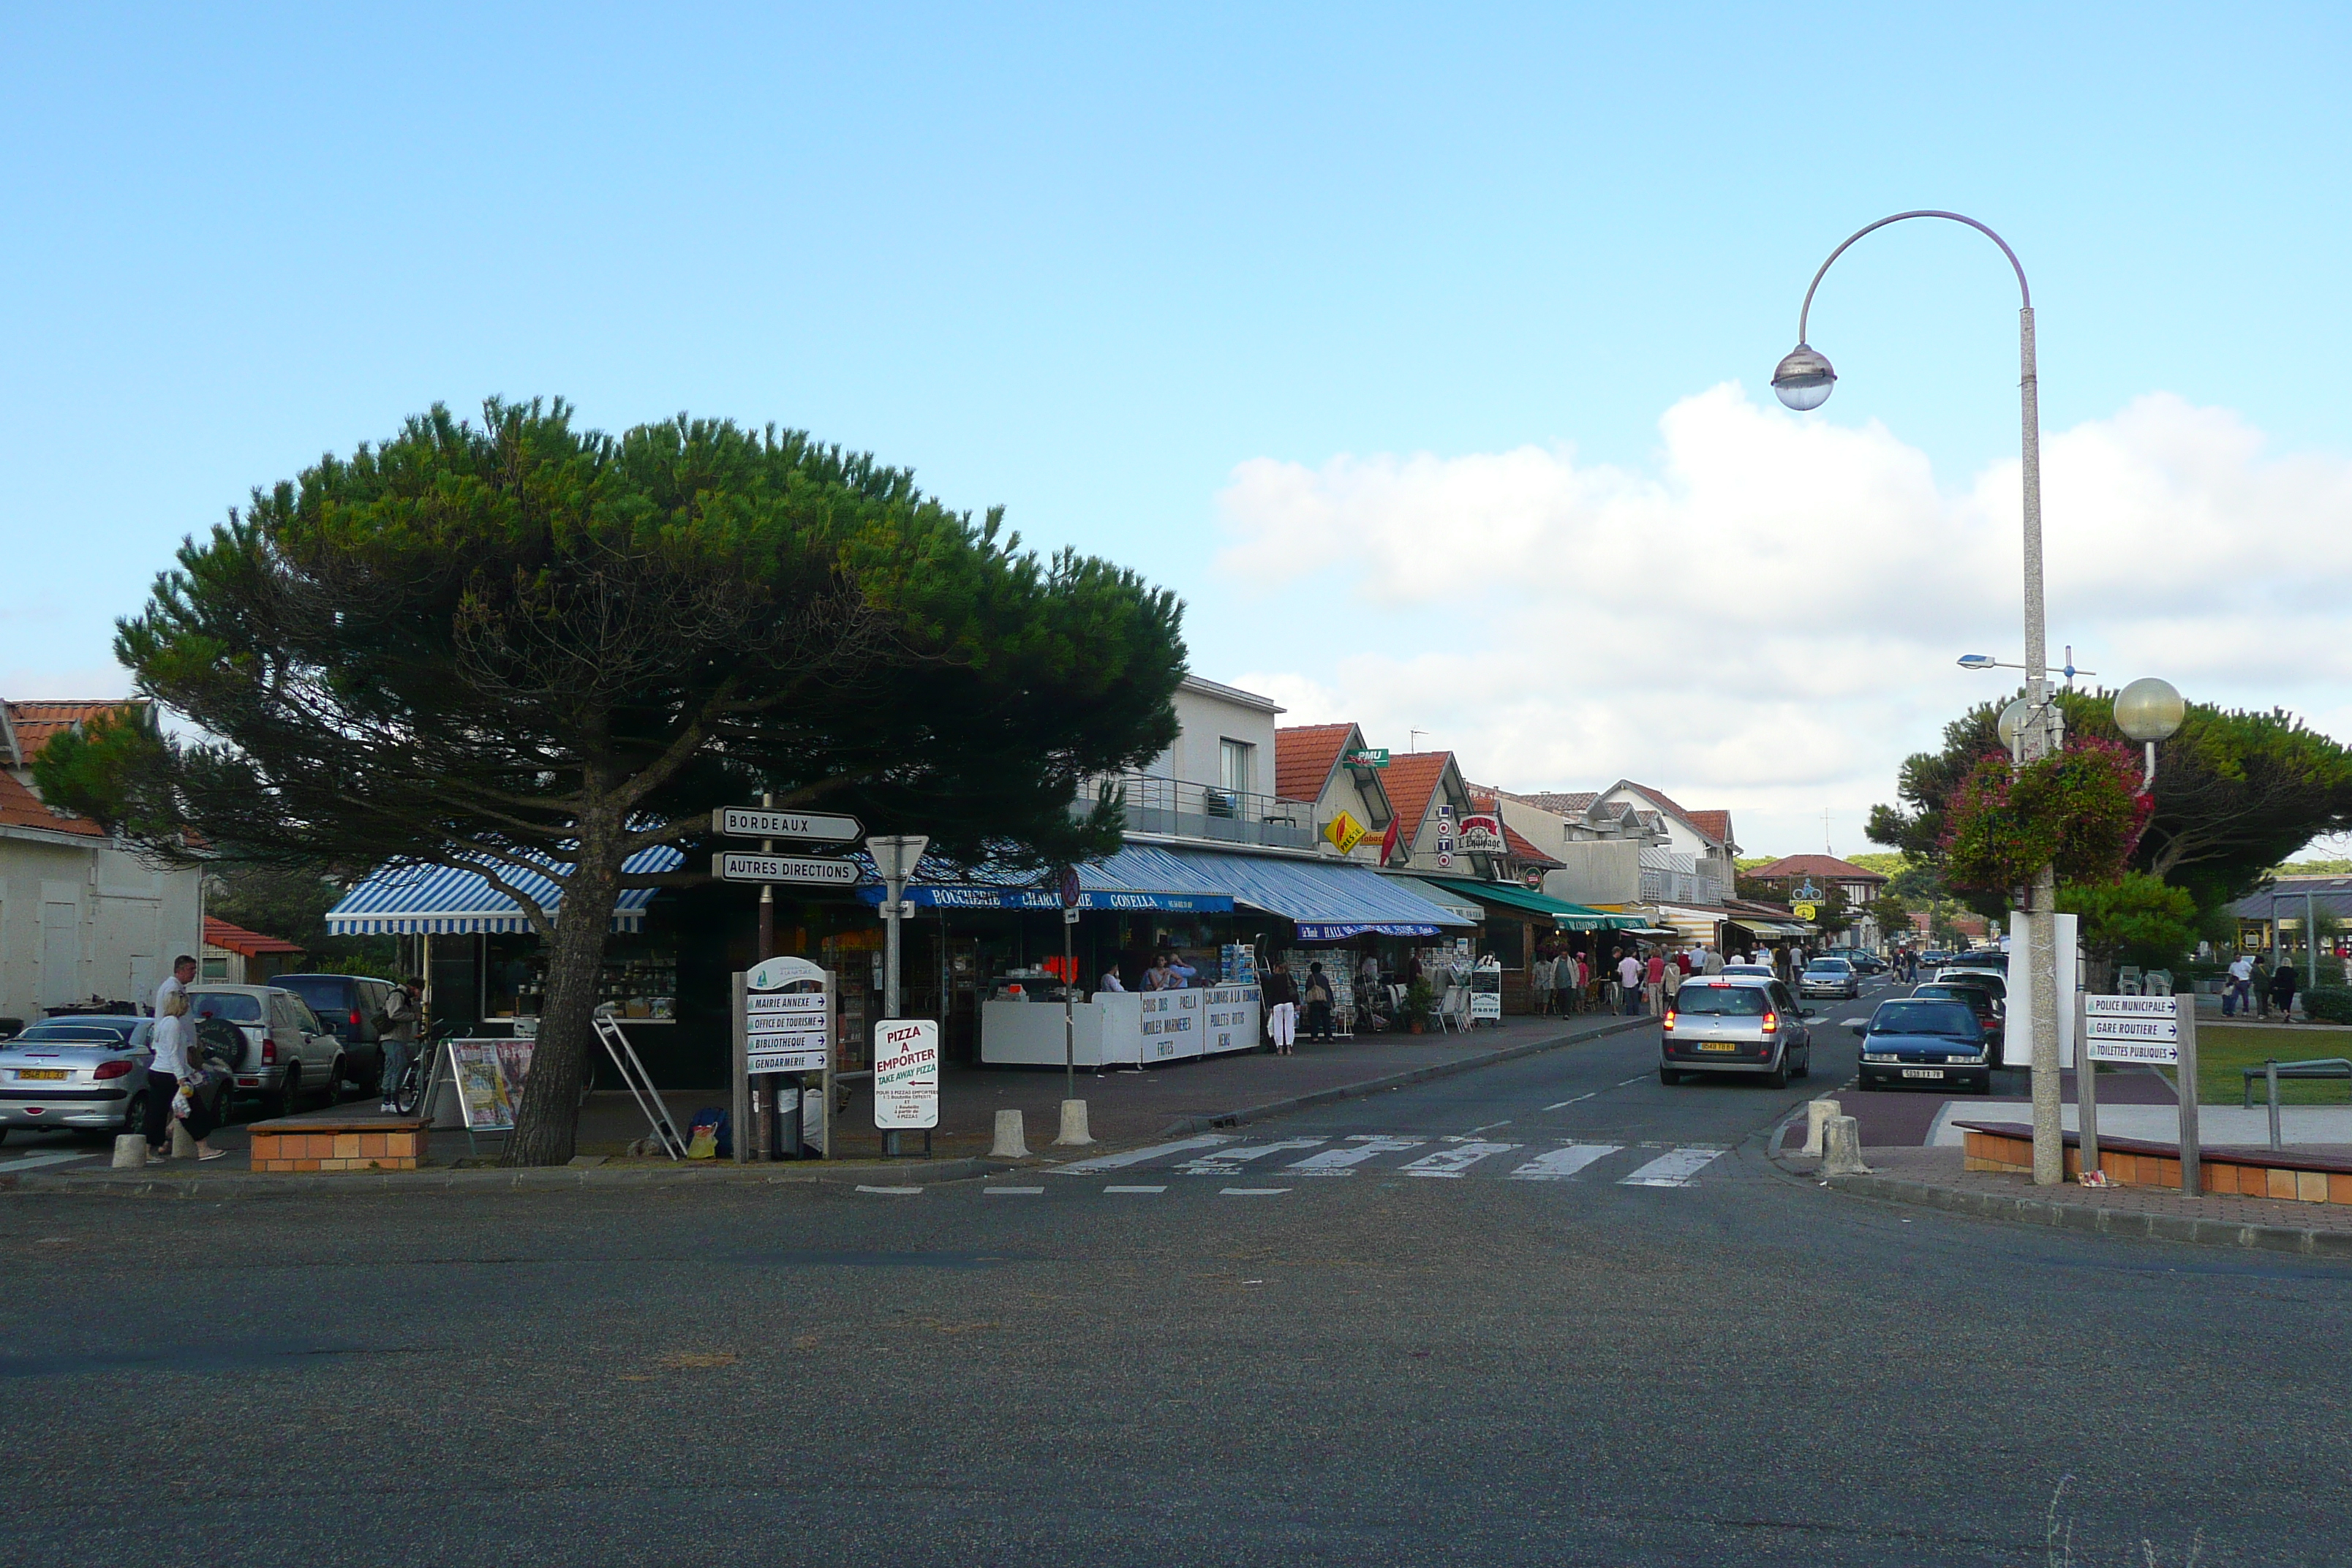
[5, 982, 2350, 1567]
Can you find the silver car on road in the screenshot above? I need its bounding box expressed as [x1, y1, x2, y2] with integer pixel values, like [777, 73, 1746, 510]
[1659, 976, 1816, 1088]
[0, 1014, 242, 1142]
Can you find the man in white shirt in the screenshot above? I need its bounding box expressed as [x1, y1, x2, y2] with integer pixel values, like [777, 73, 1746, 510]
[1616, 951, 1643, 1015]
[2226, 952, 2254, 1017]
[1098, 966, 1126, 993]
[155, 954, 197, 1017]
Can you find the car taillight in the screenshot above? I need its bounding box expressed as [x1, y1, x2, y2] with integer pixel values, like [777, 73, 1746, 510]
[94, 1060, 133, 1079]
[1762, 1011, 1779, 1033]
[261, 1036, 277, 1064]
[350, 1009, 363, 1030]
[1662, 1010, 1676, 1030]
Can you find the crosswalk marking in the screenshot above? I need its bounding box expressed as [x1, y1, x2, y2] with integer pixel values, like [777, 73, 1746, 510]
[1618, 1147, 1725, 1187]
[1508, 1144, 1623, 1181]
[1542, 1093, 1597, 1110]
[1220, 1188, 1289, 1197]
[856, 1185, 922, 1195]
[984, 1186, 1044, 1195]
[1286, 1137, 1424, 1175]
[1399, 1142, 1519, 1178]
[1050, 1134, 1235, 1175]
[1177, 1137, 1329, 1174]
[1102, 1184, 1166, 1194]
[0, 1150, 99, 1174]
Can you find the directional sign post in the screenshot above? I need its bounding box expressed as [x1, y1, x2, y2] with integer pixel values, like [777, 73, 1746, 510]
[712, 807, 864, 844]
[2081, 992, 2197, 1194]
[732, 955, 832, 1165]
[713, 851, 861, 887]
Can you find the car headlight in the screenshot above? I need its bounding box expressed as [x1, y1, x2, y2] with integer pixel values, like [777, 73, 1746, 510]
[1862, 1052, 1898, 1063]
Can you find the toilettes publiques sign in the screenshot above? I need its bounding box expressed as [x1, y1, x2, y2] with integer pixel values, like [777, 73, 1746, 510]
[873, 1018, 941, 1130]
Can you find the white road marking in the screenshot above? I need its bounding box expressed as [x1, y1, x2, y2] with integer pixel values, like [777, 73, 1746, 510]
[1178, 1137, 1329, 1173]
[1399, 1142, 1519, 1178]
[1049, 1134, 1236, 1175]
[1103, 1184, 1166, 1194]
[856, 1185, 922, 1195]
[1618, 1147, 1725, 1188]
[1508, 1144, 1624, 1181]
[984, 1186, 1044, 1195]
[0, 1150, 101, 1174]
[1616, 1074, 1649, 1087]
[1471, 1118, 1513, 1132]
[1220, 1187, 1290, 1196]
[1542, 1093, 1597, 1111]
[1839, 1017, 1870, 1027]
[1286, 1137, 1424, 1175]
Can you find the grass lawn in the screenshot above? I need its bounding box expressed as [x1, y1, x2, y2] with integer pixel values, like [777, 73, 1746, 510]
[2193, 1023, 2352, 1107]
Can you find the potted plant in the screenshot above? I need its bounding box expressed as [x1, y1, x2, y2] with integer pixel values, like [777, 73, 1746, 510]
[1404, 977, 1435, 1033]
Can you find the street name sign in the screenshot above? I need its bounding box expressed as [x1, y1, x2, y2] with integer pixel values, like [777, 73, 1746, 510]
[873, 1018, 940, 1129]
[2084, 994, 2179, 1065]
[712, 806, 864, 843]
[714, 851, 861, 887]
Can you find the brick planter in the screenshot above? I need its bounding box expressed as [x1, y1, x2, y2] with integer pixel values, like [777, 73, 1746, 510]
[249, 1118, 429, 1173]
[1959, 1120, 2352, 1206]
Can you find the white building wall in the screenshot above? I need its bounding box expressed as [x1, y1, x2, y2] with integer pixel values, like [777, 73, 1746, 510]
[0, 832, 201, 1025]
[1145, 677, 1282, 795]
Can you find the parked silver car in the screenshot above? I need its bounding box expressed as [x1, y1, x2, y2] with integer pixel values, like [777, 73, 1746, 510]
[1659, 975, 1816, 1088]
[187, 985, 345, 1119]
[0, 1014, 241, 1142]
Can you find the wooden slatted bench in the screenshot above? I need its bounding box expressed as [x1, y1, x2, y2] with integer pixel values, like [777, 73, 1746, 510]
[1957, 1120, 2352, 1205]
[249, 1117, 429, 1173]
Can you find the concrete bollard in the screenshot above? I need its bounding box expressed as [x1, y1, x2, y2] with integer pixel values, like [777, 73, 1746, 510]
[112, 1134, 148, 1169]
[1821, 1115, 1870, 1176]
[1055, 1099, 1094, 1147]
[1803, 1098, 1843, 1157]
[990, 1109, 1030, 1159]
[170, 1121, 200, 1160]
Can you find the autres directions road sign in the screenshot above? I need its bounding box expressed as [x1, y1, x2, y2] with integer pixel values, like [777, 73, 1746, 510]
[711, 807, 864, 844]
[713, 851, 861, 886]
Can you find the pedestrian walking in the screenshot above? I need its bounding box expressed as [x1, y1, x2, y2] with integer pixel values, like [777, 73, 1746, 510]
[144, 990, 226, 1161]
[377, 977, 421, 1113]
[2225, 952, 2252, 1017]
[1662, 956, 1683, 1012]
[1617, 950, 1643, 1015]
[1701, 946, 1723, 976]
[1263, 963, 1300, 1054]
[1643, 951, 1667, 1017]
[1556, 950, 1580, 1015]
[2269, 960, 2299, 1023]
[154, 953, 196, 1019]
[1302, 963, 1335, 1042]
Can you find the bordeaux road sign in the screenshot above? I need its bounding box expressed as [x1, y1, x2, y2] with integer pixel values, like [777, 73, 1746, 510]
[713, 851, 861, 886]
[711, 807, 864, 844]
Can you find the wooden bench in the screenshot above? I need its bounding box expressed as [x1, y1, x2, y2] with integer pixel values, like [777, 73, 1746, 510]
[249, 1117, 429, 1173]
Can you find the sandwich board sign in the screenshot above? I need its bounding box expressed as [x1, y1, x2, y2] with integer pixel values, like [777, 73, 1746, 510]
[873, 1018, 941, 1129]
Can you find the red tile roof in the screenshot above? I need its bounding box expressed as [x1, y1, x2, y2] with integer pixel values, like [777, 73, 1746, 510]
[5, 700, 145, 767]
[1275, 723, 1357, 804]
[1685, 810, 1735, 848]
[1745, 854, 1890, 885]
[0, 769, 102, 837]
[1617, 781, 1697, 822]
[1382, 752, 1452, 841]
[203, 917, 304, 958]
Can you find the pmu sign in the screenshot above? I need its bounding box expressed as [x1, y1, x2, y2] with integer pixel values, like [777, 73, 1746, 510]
[712, 807, 864, 844]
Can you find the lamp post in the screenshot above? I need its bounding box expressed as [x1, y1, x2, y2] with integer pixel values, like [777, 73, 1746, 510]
[1774, 210, 2070, 1184]
[2112, 676, 2185, 791]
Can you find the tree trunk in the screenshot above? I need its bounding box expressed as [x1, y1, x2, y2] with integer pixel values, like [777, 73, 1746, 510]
[503, 822, 622, 1166]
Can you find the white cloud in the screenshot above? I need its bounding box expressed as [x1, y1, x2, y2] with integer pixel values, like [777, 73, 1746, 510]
[1213, 385, 2352, 856]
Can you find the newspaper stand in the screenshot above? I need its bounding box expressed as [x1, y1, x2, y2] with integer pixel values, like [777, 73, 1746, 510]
[1469, 960, 1504, 1028]
[424, 1016, 685, 1159]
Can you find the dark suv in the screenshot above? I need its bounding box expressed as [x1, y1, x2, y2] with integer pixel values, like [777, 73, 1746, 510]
[273, 974, 399, 1093]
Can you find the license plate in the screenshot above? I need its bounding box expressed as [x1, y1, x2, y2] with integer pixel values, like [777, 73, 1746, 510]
[15, 1068, 67, 1080]
[1698, 1042, 1738, 1053]
[1901, 1068, 1945, 1079]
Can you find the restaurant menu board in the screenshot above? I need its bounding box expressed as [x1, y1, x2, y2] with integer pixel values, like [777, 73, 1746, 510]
[747, 991, 830, 1075]
[448, 1038, 534, 1132]
[873, 1018, 940, 1129]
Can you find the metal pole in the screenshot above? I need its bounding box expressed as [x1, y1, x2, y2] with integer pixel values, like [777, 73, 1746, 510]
[757, 792, 778, 1160]
[2075, 988, 2098, 1181]
[1064, 913, 1077, 1104]
[2018, 304, 2065, 1187]
[2307, 889, 2319, 998]
[2176, 990, 2201, 1196]
[730, 971, 749, 1165]
[881, 872, 904, 1159]
[2266, 1058, 2283, 1151]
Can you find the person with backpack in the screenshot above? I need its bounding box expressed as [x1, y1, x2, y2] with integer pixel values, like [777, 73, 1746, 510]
[1301, 963, 1335, 1043]
[1263, 963, 1300, 1054]
[378, 979, 422, 1114]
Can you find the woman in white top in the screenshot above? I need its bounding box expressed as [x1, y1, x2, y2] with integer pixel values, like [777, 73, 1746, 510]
[143, 990, 227, 1161]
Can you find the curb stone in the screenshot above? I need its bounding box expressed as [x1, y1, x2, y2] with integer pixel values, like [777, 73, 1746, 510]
[1152, 1015, 1653, 1139]
[1766, 1144, 2352, 1259]
[0, 1155, 1012, 1201]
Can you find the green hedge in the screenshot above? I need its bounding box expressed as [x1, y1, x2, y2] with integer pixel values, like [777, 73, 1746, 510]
[2302, 986, 2352, 1025]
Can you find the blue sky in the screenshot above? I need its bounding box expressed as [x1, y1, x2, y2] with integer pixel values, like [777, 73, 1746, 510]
[5, 4, 2348, 854]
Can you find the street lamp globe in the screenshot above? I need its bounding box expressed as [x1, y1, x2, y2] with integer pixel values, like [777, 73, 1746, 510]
[1771, 344, 1836, 410]
[2113, 676, 2185, 742]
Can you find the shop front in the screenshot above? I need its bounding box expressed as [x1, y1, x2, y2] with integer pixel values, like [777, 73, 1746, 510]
[1414, 876, 1646, 1013]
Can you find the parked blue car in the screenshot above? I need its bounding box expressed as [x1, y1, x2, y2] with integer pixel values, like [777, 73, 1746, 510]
[1855, 998, 1991, 1094]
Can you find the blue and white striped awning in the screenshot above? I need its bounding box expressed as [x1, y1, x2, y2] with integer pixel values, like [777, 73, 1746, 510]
[1152, 846, 1474, 934]
[324, 845, 686, 935]
[853, 843, 1235, 913]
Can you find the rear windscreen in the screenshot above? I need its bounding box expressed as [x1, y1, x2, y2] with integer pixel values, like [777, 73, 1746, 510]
[1674, 987, 1767, 1016]
[191, 993, 263, 1022]
[279, 978, 350, 1015]
[1873, 1002, 1978, 1036]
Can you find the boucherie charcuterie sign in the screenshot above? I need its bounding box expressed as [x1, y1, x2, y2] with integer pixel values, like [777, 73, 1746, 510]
[873, 1018, 941, 1130]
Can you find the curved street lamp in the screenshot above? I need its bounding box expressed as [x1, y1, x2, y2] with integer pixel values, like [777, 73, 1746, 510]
[1774, 211, 2073, 1186]
[2114, 676, 2186, 789]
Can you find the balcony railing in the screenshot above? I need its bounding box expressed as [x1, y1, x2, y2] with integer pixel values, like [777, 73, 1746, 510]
[1079, 772, 1316, 851]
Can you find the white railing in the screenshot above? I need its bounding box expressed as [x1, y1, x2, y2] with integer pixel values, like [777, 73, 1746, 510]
[1078, 772, 1316, 851]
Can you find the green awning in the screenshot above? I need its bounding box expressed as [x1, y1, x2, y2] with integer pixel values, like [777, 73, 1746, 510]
[1421, 877, 1647, 931]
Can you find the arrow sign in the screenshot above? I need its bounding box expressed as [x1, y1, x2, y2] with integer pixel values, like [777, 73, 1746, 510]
[713, 851, 861, 887]
[712, 807, 864, 844]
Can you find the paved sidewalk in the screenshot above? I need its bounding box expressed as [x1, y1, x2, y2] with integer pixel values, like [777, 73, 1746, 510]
[1778, 1142, 2352, 1256]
